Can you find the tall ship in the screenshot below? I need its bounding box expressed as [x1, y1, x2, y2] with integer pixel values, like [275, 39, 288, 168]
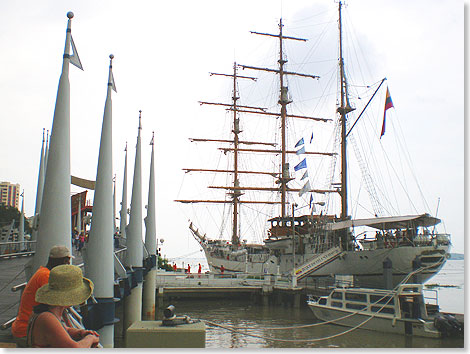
[176, 2, 450, 288]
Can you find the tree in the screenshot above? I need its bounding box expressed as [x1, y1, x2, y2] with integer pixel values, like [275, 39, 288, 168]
[0, 205, 32, 235]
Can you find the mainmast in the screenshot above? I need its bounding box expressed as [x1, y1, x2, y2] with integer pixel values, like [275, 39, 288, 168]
[337, 1, 355, 220]
[246, 19, 319, 218]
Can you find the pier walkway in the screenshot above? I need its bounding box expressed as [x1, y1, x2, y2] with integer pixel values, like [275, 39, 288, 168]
[0, 247, 84, 345]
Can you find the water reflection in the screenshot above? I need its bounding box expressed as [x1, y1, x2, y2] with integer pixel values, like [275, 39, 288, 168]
[168, 299, 463, 349]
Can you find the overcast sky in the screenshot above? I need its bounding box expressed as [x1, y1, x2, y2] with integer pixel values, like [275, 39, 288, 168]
[0, 0, 463, 260]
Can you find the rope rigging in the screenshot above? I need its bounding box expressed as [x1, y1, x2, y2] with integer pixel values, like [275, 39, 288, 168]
[200, 257, 446, 343]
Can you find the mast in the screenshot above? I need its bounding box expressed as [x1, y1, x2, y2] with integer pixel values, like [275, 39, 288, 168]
[278, 19, 288, 218]
[244, 19, 318, 218]
[337, 1, 354, 219]
[231, 63, 241, 244]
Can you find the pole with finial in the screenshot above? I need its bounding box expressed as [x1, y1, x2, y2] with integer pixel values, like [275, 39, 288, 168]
[120, 142, 128, 242]
[32, 11, 81, 276]
[84, 54, 116, 347]
[124, 110, 144, 334]
[143, 131, 157, 320]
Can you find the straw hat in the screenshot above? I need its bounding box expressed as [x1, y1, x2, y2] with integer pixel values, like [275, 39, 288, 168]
[49, 245, 74, 259]
[35, 265, 93, 307]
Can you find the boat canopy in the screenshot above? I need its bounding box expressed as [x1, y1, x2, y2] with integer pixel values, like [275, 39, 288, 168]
[323, 213, 440, 231]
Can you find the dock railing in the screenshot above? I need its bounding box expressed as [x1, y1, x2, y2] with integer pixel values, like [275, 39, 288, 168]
[0, 241, 36, 258]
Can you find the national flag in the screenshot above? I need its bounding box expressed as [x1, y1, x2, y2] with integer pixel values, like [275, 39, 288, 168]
[381, 87, 394, 138]
[299, 180, 311, 197]
[296, 146, 305, 155]
[301, 170, 309, 180]
[295, 137, 304, 148]
[69, 35, 83, 70]
[310, 133, 314, 144]
[294, 158, 307, 171]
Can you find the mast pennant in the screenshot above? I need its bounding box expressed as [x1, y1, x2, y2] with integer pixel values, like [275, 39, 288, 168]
[70, 35, 83, 70]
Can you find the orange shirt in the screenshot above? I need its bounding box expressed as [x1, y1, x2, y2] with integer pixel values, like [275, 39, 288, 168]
[11, 266, 50, 338]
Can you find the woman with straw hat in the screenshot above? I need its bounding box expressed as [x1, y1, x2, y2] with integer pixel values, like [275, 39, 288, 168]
[26, 264, 100, 348]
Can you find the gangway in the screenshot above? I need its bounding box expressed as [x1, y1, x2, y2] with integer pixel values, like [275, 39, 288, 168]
[293, 246, 343, 282]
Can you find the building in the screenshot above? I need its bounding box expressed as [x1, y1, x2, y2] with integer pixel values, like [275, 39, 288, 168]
[0, 182, 20, 209]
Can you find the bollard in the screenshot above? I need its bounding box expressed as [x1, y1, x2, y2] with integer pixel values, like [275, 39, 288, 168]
[382, 257, 393, 289]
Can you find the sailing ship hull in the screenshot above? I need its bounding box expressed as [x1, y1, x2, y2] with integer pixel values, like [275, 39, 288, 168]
[201, 243, 448, 288]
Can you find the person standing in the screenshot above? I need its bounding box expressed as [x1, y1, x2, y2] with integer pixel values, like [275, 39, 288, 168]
[11, 245, 73, 347]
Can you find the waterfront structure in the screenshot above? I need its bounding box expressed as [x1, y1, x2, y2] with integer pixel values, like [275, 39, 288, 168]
[31, 11, 83, 277]
[84, 55, 117, 348]
[0, 182, 20, 209]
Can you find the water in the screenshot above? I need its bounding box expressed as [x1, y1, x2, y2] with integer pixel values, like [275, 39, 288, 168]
[165, 259, 464, 348]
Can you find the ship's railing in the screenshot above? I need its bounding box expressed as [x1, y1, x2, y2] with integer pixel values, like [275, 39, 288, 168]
[359, 232, 451, 250]
[0, 241, 36, 258]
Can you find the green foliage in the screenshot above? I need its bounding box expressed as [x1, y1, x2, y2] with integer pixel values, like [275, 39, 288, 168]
[157, 255, 173, 271]
[0, 205, 32, 235]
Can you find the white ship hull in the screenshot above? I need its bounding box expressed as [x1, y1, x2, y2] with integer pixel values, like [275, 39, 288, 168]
[201, 243, 448, 288]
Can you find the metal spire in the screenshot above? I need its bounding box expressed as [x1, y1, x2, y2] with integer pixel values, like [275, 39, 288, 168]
[124, 111, 144, 330]
[85, 54, 116, 347]
[119, 142, 128, 241]
[143, 131, 157, 320]
[32, 12, 80, 274]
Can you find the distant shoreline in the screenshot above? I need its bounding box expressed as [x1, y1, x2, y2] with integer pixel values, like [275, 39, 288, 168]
[449, 253, 464, 260]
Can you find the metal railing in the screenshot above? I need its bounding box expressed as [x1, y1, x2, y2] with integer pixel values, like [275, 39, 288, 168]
[0, 241, 36, 258]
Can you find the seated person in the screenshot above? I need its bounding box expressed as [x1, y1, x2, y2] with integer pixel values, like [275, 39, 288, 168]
[11, 245, 73, 346]
[26, 264, 100, 348]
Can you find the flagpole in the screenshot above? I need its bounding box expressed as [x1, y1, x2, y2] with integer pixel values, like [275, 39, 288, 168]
[32, 12, 78, 274]
[84, 54, 116, 348]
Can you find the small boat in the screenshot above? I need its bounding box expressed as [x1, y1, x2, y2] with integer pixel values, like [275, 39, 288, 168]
[307, 283, 462, 338]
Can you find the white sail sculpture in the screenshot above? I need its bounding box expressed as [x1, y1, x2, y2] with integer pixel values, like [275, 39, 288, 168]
[143, 132, 157, 320]
[32, 12, 83, 275]
[18, 191, 25, 251]
[85, 54, 117, 348]
[124, 112, 144, 331]
[31, 129, 46, 244]
[119, 143, 128, 242]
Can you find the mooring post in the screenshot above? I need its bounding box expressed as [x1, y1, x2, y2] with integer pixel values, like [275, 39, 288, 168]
[412, 256, 422, 284]
[383, 257, 393, 289]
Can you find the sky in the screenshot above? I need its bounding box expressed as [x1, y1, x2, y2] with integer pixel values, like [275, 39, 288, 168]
[0, 0, 464, 261]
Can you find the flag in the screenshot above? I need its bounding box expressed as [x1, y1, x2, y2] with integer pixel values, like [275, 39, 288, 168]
[295, 137, 304, 148]
[299, 180, 311, 197]
[381, 87, 394, 138]
[309, 194, 313, 209]
[110, 71, 117, 92]
[310, 133, 314, 144]
[296, 146, 305, 155]
[69, 35, 83, 70]
[294, 158, 307, 171]
[301, 170, 309, 180]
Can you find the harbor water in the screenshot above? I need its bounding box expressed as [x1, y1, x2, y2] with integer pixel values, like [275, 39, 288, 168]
[165, 259, 464, 348]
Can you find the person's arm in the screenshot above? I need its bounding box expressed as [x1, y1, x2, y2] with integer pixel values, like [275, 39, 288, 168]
[66, 326, 99, 341]
[34, 312, 100, 348]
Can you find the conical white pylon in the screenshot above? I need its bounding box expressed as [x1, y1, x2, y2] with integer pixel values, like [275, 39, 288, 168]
[85, 55, 116, 348]
[32, 12, 81, 273]
[124, 111, 143, 332]
[143, 132, 157, 320]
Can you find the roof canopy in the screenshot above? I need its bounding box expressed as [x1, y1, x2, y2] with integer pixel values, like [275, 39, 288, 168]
[324, 213, 441, 231]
